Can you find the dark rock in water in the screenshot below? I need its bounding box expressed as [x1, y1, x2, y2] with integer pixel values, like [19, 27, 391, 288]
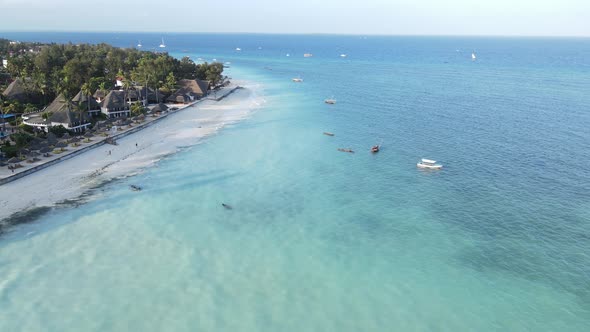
[222, 203, 232, 210]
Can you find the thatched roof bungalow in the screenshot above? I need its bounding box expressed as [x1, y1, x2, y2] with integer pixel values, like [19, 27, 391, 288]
[166, 79, 209, 104]
[72, 90, 101, 116]
[100, 90, 130, 118]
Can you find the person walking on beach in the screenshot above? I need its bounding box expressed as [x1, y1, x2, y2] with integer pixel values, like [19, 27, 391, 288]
[108, 150, 111, 155]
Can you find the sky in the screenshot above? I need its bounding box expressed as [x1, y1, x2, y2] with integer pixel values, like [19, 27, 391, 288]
[0, 0, 589, 36]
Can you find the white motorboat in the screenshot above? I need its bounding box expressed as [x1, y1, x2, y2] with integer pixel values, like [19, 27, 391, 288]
[324, 98, 336, 104]
[340, 54, 347, 57]
[417, 158, 443, 169]
[292, 77, 303, 82]
[159, 38, 166, 48]
[304, 53, 313, 57]
[471, 51, 476, 60]
[236, 47, 242, 51]
[137, 40, 142, 48]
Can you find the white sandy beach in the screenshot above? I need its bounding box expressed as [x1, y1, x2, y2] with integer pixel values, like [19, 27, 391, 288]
[0, 81, 265, 221]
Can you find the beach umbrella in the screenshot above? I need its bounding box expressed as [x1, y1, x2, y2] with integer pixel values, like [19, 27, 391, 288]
[47, 132, 58, 145]
[69, 137, 80, 143]
[56, 141, 67, 148]
[8, 157, 20, 163]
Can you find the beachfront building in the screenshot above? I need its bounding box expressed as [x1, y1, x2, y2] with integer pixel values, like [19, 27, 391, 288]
[93, 89, 108, 103]
[166, 79, 209, 104]
[100, 90, 130, 118]
[22, 94, 91, 133]
[72, 90, 101, 117]
[2, 78, 28, 102]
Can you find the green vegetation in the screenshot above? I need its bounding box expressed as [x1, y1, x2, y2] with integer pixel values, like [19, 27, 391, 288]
[0, 38, 224, 109]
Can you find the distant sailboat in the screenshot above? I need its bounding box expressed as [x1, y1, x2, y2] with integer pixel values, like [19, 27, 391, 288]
[159, 38, 166, 48]
[137, 40, 142, 48]
[471, 51, 476, 60]
[236, 47, 242, 51]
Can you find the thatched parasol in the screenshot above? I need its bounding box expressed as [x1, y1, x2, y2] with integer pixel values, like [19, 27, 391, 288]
[8, 157, 20, 163]
[56, 141, 67, 148]
[40, 147, 52, 153]
[69, 137, 80, 143]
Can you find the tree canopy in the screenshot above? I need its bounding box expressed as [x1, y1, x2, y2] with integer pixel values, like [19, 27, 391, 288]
[1, 39, 224, 109]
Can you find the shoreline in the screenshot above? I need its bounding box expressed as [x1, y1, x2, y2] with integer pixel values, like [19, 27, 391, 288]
[0, 84, 241, 185]
[0, 80, 265, 223]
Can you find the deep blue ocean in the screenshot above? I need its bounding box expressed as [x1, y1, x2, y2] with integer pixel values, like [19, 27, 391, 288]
[1, 32, 590, 331]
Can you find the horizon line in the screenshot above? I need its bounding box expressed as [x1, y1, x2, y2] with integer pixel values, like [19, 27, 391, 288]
[0, 30, 589, 39]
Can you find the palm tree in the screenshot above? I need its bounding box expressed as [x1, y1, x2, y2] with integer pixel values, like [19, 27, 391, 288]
[121, 77, 131, 114]
[81, 82, 94, 126]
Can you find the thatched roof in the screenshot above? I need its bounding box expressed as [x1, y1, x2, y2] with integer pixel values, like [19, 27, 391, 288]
[72, 90, 100, 109]
[93, 89, 108, 99]
[101, 90, 127, 110]
[2, 78, 27, 102]
[178, 79, 209, 96]
[45, 94, 90, 127]
[151, 103, 169, 113]
[166, 90, 190, 104]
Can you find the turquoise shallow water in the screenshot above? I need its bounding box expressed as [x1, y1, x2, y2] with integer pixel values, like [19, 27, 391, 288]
[0, 33, 590, 331]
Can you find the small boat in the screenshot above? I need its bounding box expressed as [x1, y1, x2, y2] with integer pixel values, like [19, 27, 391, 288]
[323, 132, 335, 136]
[286, 53, 290, 57]
[471, 51, 476, 60]
[304, 53, 313, 57]
[324, 98, 336, 104]
[292, 77, 303, 82]
[340, 54, 347, 57]
[222, 203, 233, 210]
[338, 148, 354, 153]
[137, 41, 142, 48]
[159, 38, 166, 48]
[417, 158, 443, 169]
[130, 185, 142, 191]
[235, 47, 241, 51]
[371, 145, 380, 153]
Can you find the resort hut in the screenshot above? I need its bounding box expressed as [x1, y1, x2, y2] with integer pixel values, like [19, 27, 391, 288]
[2, 78, 28, 102]
[151, 103, 169, 113]
[47, 132, 58, 145]
[72, 90, 101, 117]
[93, 89, 108, 103]
[42, 95, 91, 133]
[100, 90, 130, 118]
